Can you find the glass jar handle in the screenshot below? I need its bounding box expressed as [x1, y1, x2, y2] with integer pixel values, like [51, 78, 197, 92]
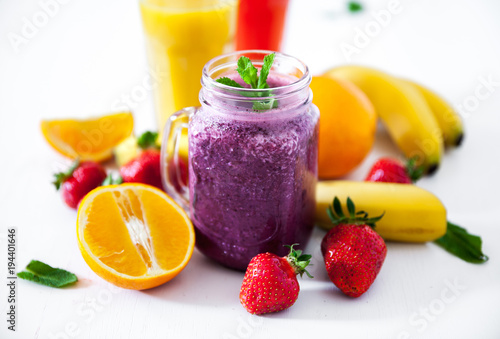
[160, 107, 198, 212]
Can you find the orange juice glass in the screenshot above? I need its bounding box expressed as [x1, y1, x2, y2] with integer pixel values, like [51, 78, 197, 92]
[139, 0, 238, 130]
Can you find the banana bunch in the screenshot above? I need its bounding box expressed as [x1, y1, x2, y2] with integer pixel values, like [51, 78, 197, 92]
[324, 66, 464, 174]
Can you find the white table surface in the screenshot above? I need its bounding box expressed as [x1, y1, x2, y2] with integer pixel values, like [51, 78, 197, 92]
[1, 0, 500, 338]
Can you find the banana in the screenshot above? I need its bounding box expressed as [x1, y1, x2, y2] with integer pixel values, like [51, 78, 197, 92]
[324, 66, 443, 174]
[403, 80, 464, 147]
[316, 181, 447, 242]
[114, 136, 140, 167]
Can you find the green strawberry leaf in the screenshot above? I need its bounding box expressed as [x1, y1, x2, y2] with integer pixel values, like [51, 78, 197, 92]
[102, 173, 123, 186]
[285, 244, 313, 279]
[297, 254, 312, 261]
[347, 197, 356, 218]
[333, 197, 344, 218]
[52, 159, 80, 190]
[327, 196, 384, 228]
[406, 157, 424, 182]
[17, 260, 78, 288]
[137, 131, 159, 150]
[434, 222, 488, 264]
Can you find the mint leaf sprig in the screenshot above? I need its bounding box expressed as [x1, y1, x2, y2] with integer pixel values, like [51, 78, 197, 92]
[434, 222, 488, 264]
[216, 53, 277, 111]
[17, 260, 78, 288]
[216, 77, 243, 88]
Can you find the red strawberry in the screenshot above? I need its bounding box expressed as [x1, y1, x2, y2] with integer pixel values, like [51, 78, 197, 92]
[364, 157, 423, 184]
[166, 156, 188, 193]
[120, 149, 162, 189]
[240, 245, 312, 315]
[53, 160, 107, 209]
[119, 131, 163, 190]
[323, 197, 386, 297]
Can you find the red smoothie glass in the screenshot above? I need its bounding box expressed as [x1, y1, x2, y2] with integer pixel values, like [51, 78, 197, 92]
[162, 50, 319, 271]
[236, 0, 290, 51]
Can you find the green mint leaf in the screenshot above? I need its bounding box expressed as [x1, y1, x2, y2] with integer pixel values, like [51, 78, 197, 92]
[137, 131, 159, 150]
[237, 56, 258, 89]
[348, 1, 363, 12]
[220, 54, 278, 111]
[52, 159, 80, 190]
[216, 77, 244, 88]
[434, 222, 488, 264]
[17, 260, 78, 288]
[252, 98, 276, 111]
[257, 53, 275, 89]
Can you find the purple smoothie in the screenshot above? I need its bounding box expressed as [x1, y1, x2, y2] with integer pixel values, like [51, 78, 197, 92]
[188, 72, 319, 271]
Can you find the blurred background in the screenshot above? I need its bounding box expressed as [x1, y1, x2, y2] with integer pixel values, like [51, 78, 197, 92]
[1, 0, 499, 127]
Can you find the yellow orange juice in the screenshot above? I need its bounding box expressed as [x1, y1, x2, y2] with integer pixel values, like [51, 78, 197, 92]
[140, 0, 238, 130]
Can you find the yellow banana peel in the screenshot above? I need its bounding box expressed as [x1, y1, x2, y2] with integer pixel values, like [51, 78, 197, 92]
[316, 180, 447, 243]
[324, 66, 444, 174]
[403, 79, 464, 147]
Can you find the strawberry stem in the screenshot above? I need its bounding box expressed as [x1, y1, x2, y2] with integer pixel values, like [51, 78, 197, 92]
[102, 173, 123, 186]
[327, 196, 384, 229]
[406, 157, 424, 182]
[137, 131, 160, 150]
[52, 159, 80, 190]
[285, 244, 313, 278]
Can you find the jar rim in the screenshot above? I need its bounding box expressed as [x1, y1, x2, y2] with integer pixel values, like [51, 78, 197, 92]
[201, 50, 311, 99]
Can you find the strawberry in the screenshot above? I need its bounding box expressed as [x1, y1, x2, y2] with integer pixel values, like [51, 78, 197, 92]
[119, 131, 163, 190]
[166, 156, 188, 193]
[53, 160, 107, 209]
[364, 157, 423, 184]
[323, 197, 386, 298]
[120, 149, 162, 189]
[240, 245, 312, 315]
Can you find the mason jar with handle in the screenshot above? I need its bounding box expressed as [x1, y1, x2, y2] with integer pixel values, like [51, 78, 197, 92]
[161, 50, 319, 271]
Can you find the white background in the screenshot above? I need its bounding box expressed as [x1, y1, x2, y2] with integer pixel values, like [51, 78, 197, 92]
[1, 0, 500, 338]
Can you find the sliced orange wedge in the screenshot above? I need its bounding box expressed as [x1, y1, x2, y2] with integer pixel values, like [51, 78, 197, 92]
[41, 112, 134, 162]
[77, 183, 195, 290]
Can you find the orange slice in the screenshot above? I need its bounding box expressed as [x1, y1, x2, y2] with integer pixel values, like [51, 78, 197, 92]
[41, 112, 134, 162]
[77, 183, 195, 290]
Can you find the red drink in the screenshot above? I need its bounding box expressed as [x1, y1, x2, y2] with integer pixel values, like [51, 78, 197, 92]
[236, 0, 290, 51]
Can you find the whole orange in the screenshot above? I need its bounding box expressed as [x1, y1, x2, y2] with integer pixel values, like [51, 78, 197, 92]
[311, 76, 376, 179]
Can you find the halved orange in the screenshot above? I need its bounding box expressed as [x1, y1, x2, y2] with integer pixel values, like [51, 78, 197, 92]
[41, 112, 134, 162]
[77, 183, 195, 290]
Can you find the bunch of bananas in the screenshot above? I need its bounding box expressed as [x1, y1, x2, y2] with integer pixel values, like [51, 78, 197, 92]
[323, 66, 464, 174]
